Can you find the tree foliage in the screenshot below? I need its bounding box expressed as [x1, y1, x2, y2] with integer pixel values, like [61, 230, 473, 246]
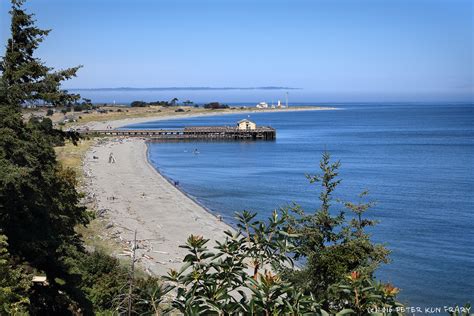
[130, 99, 184, 107]
[203, 102, 229, 109]
[0, 106, 89, 275]
[0, 0, 81, 107]
[283, 152, 391, 309]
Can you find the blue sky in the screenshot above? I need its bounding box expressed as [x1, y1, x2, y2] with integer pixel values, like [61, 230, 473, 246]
[0, 0, 472, 102]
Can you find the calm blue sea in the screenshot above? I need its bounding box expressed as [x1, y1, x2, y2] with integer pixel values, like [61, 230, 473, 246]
[124, 103, 474, 307]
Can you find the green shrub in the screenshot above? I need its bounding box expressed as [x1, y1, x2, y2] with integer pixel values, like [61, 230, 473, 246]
[0, 235, 31, 314]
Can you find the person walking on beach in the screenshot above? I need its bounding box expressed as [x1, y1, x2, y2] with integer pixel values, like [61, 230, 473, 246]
[109, 152, 116, 163]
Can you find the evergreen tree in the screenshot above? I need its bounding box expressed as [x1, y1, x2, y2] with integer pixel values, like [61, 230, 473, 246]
[0, 0, 90, 312]
[0, 105, 91, 311]
[0, 0, 81, 107]
[285, 152, 390, 308]
[0, 76, 6, 104]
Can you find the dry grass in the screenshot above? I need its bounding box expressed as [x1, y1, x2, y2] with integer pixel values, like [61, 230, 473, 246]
[72, 106, 211, 123]
[58, 106, 248, 128]
[55, 138, 94, 181]
[76, 217, 122, 255]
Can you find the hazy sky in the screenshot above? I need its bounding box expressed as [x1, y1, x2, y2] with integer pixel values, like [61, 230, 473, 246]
[0, 0, 472, 102]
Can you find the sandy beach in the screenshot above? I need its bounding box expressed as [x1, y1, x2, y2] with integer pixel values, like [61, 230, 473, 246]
[83, 137, 232, 275]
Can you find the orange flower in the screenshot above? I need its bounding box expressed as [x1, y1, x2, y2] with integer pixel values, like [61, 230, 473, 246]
[190, 235, 203, 242]
[383, 283, 399, 296]
[262, 270, 280, 285]
[349, 271, 360, 282]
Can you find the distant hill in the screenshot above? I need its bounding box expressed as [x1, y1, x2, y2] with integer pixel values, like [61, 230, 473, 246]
[70, 86, 300, 91]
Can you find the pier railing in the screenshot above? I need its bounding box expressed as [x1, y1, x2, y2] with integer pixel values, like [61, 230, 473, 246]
[79, 126, 276, 140]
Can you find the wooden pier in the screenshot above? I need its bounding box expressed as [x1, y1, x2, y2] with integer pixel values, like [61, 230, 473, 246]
[79, 126, 276, 141]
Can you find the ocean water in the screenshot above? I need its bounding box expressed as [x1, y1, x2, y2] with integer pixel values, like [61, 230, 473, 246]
[124, 103, 474, 307]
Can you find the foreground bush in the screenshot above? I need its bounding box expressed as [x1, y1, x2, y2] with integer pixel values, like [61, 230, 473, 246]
[158, 153, 402, 315]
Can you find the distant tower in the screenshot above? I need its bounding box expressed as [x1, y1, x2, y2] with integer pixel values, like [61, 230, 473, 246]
[285, 92, 289, 108]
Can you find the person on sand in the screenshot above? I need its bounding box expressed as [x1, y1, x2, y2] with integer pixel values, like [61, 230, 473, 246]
[109, 152, 116, 163]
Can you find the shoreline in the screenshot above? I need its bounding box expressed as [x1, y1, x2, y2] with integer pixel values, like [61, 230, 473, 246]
[78, 106, 338, 130]
[144, 142, 230, 224]
[83, 138, 232, 276]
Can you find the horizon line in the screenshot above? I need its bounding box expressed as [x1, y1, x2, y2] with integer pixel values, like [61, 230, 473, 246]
[69, 86, 301, 91]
